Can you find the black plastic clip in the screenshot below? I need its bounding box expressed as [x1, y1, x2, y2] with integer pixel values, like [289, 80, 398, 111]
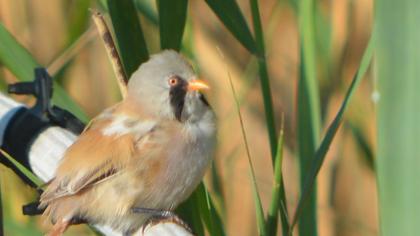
[0, 68, 85, 187]
[8, 68, 85, 134]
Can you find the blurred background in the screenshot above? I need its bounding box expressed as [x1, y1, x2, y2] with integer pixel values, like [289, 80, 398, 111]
[0, 0, 376, 235]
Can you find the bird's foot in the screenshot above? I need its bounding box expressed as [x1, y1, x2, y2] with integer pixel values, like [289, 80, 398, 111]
[132, 208, 193, 234]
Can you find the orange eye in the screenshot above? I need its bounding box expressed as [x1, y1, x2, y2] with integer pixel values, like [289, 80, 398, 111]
[168, 77, 179, 86]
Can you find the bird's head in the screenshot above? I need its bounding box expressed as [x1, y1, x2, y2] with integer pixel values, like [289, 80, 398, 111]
[127, 50, 212, 123]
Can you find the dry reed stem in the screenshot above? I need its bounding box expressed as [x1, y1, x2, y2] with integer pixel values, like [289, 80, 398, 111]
[47, 26, 96, 76]
[91, 9, 128, 98]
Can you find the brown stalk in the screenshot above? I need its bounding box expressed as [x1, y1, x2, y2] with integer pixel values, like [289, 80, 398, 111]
[47, 26, 97, 76]
[91, 10, 128, 98]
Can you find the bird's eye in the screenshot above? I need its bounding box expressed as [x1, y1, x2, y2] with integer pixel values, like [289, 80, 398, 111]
[168, 77, 179, 86]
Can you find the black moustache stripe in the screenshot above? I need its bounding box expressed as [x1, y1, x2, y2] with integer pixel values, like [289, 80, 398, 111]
[199, 93, 210, 107]
[169, 79, 187, 121]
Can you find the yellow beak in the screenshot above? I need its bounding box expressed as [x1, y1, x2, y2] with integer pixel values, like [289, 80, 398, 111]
[188, 79, 210, 91]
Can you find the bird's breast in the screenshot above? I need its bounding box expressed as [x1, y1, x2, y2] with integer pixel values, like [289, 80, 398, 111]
[147, 116, 216, 209]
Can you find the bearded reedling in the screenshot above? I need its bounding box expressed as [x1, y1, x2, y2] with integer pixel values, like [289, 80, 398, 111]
[39, 50, 217, 236]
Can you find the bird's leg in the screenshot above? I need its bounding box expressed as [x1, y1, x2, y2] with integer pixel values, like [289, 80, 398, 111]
[46, 216, 87, 236]
[47, 220, 70, 236]
[133, 207, 193, 234]
[131, 207, 175, 218]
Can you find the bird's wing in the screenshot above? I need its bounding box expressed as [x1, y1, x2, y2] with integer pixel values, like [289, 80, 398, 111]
[40, 110, 156, 205]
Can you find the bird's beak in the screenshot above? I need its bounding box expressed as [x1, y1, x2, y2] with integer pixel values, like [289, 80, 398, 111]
[188, 79, 210, 91]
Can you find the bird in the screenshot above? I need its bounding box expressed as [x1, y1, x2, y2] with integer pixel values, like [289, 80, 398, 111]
[39, 50, 217, 236]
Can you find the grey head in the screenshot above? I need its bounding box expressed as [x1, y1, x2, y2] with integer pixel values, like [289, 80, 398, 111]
[127, 50, 212, 123]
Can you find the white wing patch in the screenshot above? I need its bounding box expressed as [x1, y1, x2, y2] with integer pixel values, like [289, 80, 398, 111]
[102, 115, 156, 137]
